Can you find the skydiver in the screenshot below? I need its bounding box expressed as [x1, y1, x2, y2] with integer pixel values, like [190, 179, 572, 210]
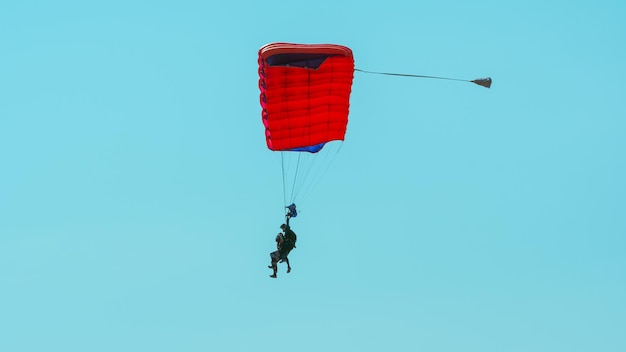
[268, 232, 283, 278]
[268, 224, 297, 278]
[279, 223, 296, 265]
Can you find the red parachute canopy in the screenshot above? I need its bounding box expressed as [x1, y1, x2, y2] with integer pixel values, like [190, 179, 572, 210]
[258, 43, 355, 153]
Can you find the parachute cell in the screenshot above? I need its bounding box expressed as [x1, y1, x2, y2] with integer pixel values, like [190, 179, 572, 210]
[258, 43, 355, 153]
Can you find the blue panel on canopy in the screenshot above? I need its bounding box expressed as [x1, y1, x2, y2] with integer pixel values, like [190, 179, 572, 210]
[288, 143, 325, 153]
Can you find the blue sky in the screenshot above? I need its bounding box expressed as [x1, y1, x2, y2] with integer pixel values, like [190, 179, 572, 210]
[1, 1, 625, 351]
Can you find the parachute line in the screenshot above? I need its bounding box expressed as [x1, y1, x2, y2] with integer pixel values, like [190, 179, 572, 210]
[298, 142, 343, 204]
[281, 153, 287, 210]
[289, 153, 302, 204]
[355, 68, 492, 88]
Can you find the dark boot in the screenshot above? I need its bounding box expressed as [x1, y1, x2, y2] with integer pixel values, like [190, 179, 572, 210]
[270, 264, 278, 278]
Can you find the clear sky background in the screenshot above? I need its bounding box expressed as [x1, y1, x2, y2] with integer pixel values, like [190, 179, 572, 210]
[1, 1, 624, 351]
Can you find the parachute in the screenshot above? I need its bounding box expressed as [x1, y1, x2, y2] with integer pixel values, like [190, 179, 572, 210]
[258, 42, 490, 219]
[258, 43, 355, 214]
[258, 43, 354, 152]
